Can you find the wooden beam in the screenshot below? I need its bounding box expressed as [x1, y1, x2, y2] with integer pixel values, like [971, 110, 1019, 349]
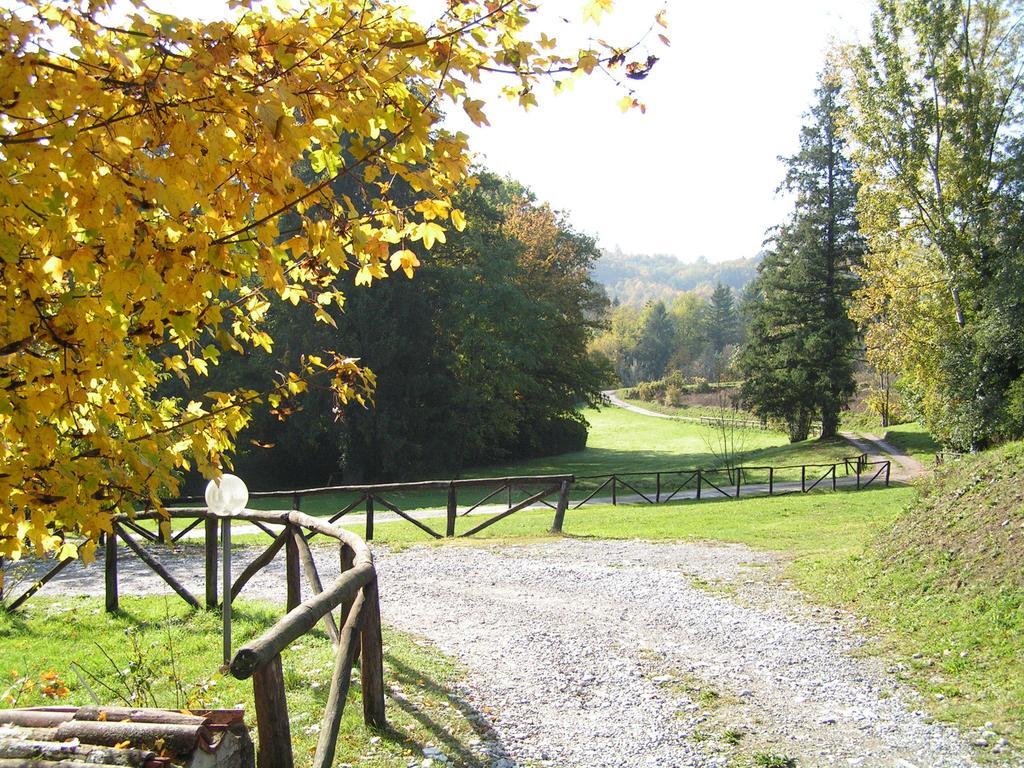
[114, 526, 198, 609]
[230, 563, 374, 680]
[373, 495, 443, 540]
[291, 528, 340, 644]
[252, 654, 293, 768]
[550, 479, 571, 533]
[460, 485, 560, 537]
[311, 590, 366, 768]
[445, 484, 457, 538]
[230, 528, 288, 603]
[204, 518, 218, 609]
[359, 579, 387, 729]
[6, 557, 74, 613]
[284, 525, 301, 612]
[104, 531, 118, 613]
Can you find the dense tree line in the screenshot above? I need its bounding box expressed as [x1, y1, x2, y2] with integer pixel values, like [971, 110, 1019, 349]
[589, 283, 744, 387]
[174, 174, 610, 490]
[592, 251, 761, 305]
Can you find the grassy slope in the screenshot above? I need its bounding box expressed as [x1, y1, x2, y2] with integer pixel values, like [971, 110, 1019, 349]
[0, 596, 485, 768]
[795, 442, 1024, 740]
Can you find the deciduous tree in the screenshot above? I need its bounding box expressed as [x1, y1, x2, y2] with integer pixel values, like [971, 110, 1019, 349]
[0, 0, 665, 560]
[846, 0, 1024, 448]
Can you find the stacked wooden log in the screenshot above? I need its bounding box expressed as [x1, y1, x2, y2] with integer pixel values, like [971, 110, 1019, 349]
[0, 706, 254, 768]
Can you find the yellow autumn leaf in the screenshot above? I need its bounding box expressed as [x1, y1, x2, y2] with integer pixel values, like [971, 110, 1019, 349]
[451, 209, 467, 232]
[463, 98, 490, 127]
[416, 222, 447, 250]
[583, 0, 613, 24]
[389, 249, 421, 278]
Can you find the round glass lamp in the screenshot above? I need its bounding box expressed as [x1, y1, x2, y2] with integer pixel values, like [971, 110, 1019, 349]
[205, 473, 249, 516]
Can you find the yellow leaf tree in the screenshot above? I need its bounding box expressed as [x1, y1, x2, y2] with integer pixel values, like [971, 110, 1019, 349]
[0, 0, 662, 561]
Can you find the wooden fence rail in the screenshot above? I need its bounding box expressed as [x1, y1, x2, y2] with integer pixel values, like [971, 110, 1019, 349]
[573, 453, 887, 506]
[163, 474, 575, 542]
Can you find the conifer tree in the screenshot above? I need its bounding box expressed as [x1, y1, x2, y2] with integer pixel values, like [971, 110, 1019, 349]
[739, 73, 864, 440]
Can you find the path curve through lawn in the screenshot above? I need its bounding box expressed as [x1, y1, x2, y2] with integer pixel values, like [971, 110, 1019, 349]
[31, 539, 988, 767]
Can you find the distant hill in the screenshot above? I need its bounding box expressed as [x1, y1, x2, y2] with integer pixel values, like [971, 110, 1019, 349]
[593, 250, 761, 305]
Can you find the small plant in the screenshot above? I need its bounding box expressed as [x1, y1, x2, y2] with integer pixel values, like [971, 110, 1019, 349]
[78, 602, 220, 710]
[697, 687, 721, 707]
[2, 669, 69, 706]
[753, 752, 797, 768]
[721, 727, 744, 745]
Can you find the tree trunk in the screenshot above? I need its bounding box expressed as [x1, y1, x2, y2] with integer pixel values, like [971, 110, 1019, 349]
[787, 410, 811, 442]
[820, 402, 839, 439]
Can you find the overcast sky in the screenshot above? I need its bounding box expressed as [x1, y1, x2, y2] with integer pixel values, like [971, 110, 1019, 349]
[146, 0, 877, 263]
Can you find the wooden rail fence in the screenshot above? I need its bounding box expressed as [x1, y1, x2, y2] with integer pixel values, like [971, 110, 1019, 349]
[573, 453, 889, 506]
[164, 474, 574, 542]
[3, 509, 385, 768]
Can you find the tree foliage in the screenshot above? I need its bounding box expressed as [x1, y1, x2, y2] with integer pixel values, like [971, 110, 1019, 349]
[206, 173, 611, 487]
[739, 72, 864, 441]
[591, 284, 745, 387]
[846, 0, 1024, 448]
[0, 0, 665, 560]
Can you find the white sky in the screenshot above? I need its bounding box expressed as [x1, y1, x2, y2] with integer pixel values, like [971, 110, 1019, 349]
[141, 0, 877, 262]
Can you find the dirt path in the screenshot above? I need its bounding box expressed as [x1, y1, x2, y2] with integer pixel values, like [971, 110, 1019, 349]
[28, 540, 987, 767]
[840, 431, 927, 481]
[602, 389, 678, 420]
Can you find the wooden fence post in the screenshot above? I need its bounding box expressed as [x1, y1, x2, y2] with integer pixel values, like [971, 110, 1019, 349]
[856, 464, 862, 490]
[285, 525, 301, 613]
[696, 469, 702, 500]
[801, 465, 806, 493]
[507, 483, 513, 510]
[104, 530, 118, 613]
[734, 468, 741, 499]
[611, 476, 617, 505]
[222, 517, 232, 666]
[832, 464, 837, 491]
[885, 461, 891, 486]
[339, 545, 357, 660]
[768, 467, 774, 495]
[359, 580, 387, 729]
[204, 518, 218, 610]
[655, 473, 661, 503]
[550, 479, 571, 533]
[364, 495, 372, 544]
[312, 590, 365, 768]
[252, 654, 294, 768]
[446, 483, 457, 538]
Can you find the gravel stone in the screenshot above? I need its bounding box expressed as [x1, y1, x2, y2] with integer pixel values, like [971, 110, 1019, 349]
[24, 537, 1001, 767]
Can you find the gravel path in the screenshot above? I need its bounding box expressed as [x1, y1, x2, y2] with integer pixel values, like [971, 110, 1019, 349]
[22, 538, 997, 767]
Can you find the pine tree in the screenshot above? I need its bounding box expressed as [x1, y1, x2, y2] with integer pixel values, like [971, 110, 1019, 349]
[739, 72, 864, 440]
[705, 283, 739, 354]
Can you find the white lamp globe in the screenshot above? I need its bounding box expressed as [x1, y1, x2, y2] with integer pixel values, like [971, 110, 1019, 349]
[205, 474, 249, 516]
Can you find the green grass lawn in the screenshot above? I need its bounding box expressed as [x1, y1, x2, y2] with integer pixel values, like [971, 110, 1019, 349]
[227, 407, 865, 522]
[336, 485, 913, 550]
[0, 596, 485, 768]
[151, 406, 873, 534]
